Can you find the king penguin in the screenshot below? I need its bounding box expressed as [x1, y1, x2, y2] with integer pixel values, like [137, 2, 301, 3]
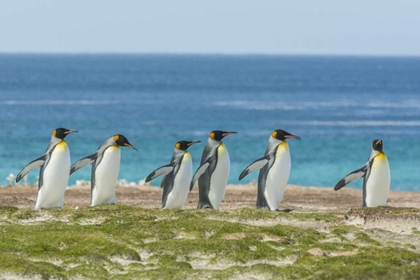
[70, 134, 137, 206]
[145, 140, 201, 209]
[15, 128, 77, 209]
[238, 129, 301, 211]
[190, 130, 236, 209]
[334, 139, 390, 207]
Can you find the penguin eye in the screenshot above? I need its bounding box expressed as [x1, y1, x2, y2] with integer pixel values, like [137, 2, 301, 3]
[175, 143, 181, 149]
[113, 135, 120, 142]
[271, 131, 278, 138]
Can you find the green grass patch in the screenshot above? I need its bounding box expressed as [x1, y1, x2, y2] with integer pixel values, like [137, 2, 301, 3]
[0, 205, 419, 279]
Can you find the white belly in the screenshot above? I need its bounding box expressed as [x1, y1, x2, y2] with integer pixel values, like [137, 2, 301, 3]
[365, 153, 390, 207]
[208, 144, 230, 209]
[91, 146, 120, 206]
[35, 142, 70, 209]
[264, 142, 291, 211]
[164, 153, 192, 210]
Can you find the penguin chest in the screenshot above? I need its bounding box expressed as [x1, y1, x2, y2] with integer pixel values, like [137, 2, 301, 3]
[208, 144, 230, 209]
[92, 146, 121, 206]
[165, 153, 193, 209]
[264, 142, 291, 210]
[36, 142, 70, 209]
[365, 153, 390, 207]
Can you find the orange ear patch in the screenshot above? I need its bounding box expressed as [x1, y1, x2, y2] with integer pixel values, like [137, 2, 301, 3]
[175, 143, 181, 149]
[271, 131, 277, 138]
[52, 130, 57, 137]
[114, 135, 120, 142]
[210, 132, 215, 140]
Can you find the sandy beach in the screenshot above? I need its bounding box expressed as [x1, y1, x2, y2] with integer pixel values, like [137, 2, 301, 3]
[1, 183, 419, 211]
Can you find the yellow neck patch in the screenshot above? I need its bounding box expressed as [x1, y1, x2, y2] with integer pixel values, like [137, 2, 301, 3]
[217, 143, 226, 157]
[56, 141, 68, 149]
[278, 141, 289, 151]
[376, 151, 386, 159]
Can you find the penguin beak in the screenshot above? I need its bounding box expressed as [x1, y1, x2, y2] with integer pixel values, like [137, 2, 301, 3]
[285, 134, 301, 140]
[187, 141, 201, 146]
[222, 131, 237, 137]
[124, 143, 138, 151]
[376, 140, 382, 145]
[64, 129, 78, 135]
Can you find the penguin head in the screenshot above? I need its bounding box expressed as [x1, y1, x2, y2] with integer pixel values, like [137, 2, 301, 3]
[271, 129, 301, 141]
[175, 140, 201, 151]
[209, 130, 237, 142]
[53, 128, 77, 140]
[113, 134, 138, 151]
[372, 139, 383, 152]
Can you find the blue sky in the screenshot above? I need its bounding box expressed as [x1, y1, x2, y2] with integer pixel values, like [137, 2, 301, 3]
[1, 0, 419, 55]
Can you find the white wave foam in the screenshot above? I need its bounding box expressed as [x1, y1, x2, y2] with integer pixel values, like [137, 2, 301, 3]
[67, 178, 143, 188]
[285, 120, 420, 127]
[190, 130, 212, 136]
[212, 101, 305, 110]
[0, 100, 150, 105]
[212, 100, 420, 110]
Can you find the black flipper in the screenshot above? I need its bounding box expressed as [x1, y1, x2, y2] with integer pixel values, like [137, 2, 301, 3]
[16, 154, 47, 183]
[70, 153, 97, 175]
[192, 155, 217, 209]
[190, 158, 214, 191]
[238, 155, 270, 180]
[334, 164, 368, 191]
[145, 164, 174, 183]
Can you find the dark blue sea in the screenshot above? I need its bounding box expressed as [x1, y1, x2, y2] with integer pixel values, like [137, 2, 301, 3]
[0, 54, 419, 191]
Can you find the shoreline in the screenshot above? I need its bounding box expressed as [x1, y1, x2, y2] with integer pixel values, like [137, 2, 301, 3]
[1, 183, 419, 210]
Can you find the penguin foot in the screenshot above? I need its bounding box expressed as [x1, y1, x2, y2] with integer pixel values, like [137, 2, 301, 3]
[276, 208, 293, 213]
[197, 202, 214, 209]
[197, 204, 214, 209]
[256, 205, 270, 210]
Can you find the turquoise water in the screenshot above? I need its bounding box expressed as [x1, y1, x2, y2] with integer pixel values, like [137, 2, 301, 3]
[0, 54, 419, 191]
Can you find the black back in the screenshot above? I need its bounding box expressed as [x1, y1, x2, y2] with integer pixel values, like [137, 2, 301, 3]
[256, 147, 278, 209]
[160, 153, 184, 208]
[197, 145, 219, 209]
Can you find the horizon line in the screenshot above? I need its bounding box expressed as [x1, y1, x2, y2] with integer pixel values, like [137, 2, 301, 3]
[0, 51, 419, 58]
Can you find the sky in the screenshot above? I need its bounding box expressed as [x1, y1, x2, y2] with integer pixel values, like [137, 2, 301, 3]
[0, 0, 420, 55]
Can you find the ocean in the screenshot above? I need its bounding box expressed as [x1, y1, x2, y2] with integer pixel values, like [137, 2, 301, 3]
[0, 54, 419, 191]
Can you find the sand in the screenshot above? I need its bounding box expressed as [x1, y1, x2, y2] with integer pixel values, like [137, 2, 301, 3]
[1, 183, 418, 211]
